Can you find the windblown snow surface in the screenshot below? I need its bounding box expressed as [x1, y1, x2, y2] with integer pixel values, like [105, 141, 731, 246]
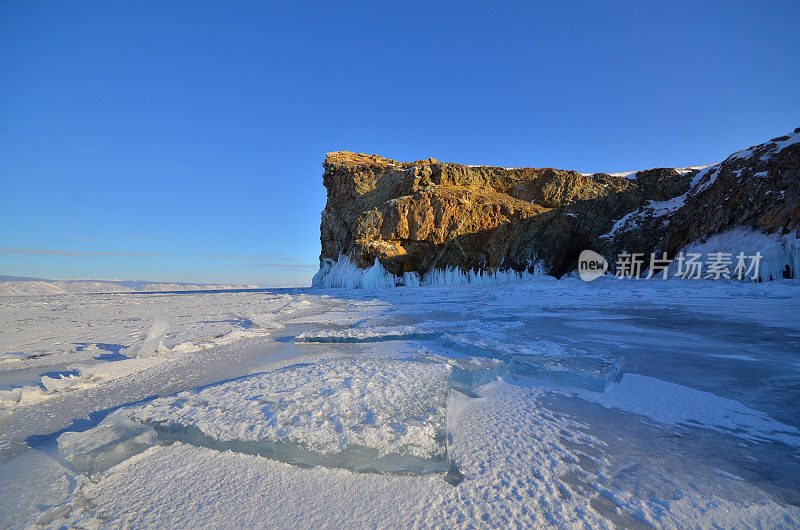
[1, 278, 800, 528]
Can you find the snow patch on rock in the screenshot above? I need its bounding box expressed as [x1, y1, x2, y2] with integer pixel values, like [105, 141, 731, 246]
[676, 228, 800, 281]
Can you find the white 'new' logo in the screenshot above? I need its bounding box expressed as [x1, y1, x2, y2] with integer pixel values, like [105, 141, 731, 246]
[578, 250, 608, 281]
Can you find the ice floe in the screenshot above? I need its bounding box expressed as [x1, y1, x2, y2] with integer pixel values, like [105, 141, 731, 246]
[57, 414, 158, 474]
[416, 354, 506, 396]
[509, 353, 624, 392]
[119, 358, 451, 474]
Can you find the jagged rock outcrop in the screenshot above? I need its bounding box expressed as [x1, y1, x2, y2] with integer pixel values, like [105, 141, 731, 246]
[317, 128, 800, 283]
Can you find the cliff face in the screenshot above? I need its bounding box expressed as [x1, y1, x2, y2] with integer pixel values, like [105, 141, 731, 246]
[317, 128, 800, 281]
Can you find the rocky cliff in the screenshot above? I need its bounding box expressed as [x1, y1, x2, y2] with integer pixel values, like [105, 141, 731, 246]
[315, 127, 800, 286]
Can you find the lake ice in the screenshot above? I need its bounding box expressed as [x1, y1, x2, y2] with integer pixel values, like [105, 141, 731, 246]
[1, 277, 799, 527]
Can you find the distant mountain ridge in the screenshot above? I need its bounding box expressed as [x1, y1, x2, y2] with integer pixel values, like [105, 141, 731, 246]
[0, 276, 261, 295]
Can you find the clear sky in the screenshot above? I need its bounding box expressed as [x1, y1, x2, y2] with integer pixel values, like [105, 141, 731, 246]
[1, 1, 799, 286]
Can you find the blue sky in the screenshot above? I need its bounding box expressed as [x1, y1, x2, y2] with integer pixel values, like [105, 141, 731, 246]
[2, 1, 799, 286]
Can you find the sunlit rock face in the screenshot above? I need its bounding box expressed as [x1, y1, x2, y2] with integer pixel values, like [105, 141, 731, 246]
[318, 128, 800, 282]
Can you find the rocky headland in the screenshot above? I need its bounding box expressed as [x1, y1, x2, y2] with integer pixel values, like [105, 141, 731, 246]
[315, 128, 800, 287]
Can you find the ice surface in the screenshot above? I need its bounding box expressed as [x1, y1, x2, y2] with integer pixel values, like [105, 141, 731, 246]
[508, 353, 624, 392]
[0, 357, 172, 411]
[57, 414, 158, 474]
[119, 358, 451, 474]
[0, 385, 44, 409]
[0, 450, 75, 528]
[295, 325, 438, 343]
[4, 278, 800, 527]
[2, 371, 87, 410]
[438, 332, 624, 392]
[574, 373, 800, 447]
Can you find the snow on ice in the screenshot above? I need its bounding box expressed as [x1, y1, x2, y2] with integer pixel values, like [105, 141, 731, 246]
[119, 357, 451, 474]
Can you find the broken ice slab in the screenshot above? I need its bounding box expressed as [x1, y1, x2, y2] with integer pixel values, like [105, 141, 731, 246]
[57, 414, 158, 474]
[119, 357, 451, 474]
[508, 354, 624, 392]
[446, 357, 506, 395]
[416, 354, 506, 395]
[41, 373, 81, 392]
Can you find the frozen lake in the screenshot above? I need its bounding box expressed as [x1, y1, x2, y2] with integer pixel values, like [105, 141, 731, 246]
[1, 277, 799, 527]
